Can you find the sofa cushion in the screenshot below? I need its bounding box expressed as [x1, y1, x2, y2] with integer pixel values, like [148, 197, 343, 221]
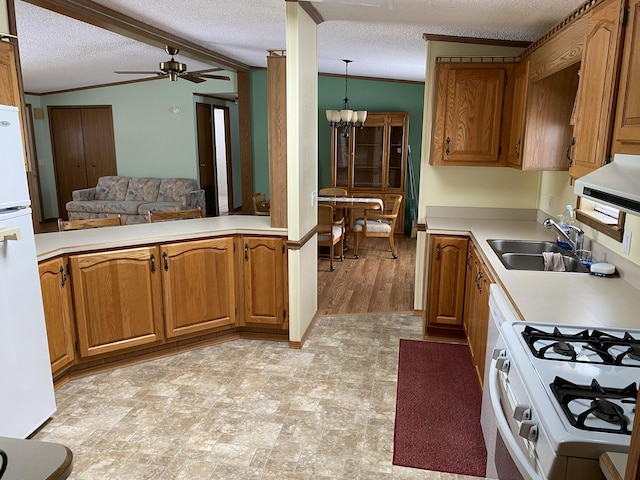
[125, 178, 161, 202]
[158, 178, 199, 203]
[66, 200, 145, 215]
[137, 202, 182, 215]
[95, 176, 129, 201]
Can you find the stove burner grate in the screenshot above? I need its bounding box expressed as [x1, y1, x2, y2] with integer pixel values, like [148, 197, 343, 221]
[550, 377, 637, 434]
[522, 326, 640, 367]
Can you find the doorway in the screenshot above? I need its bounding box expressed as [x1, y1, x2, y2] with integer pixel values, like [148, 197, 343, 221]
[196, 102, 234, 216]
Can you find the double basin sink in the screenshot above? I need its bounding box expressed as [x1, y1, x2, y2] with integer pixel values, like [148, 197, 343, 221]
[488, 239, 589, 273]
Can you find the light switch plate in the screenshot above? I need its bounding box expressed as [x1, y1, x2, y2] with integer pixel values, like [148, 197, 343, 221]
[623, 230, 632, 255]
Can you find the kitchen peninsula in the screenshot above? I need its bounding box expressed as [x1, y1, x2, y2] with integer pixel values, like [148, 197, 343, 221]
[35, 216, 289, 385]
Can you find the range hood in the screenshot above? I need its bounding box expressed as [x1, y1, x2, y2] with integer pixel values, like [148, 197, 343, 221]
[574, 154, 640, 216]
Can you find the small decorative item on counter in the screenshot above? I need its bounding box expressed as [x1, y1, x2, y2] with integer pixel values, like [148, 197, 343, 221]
[590, 262, 616, 277]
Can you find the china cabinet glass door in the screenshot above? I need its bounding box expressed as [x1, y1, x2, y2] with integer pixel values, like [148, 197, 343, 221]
[353, 123, 384, 189]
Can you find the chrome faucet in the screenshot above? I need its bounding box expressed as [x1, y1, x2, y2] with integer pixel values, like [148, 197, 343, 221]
[543, 218, 584, 251]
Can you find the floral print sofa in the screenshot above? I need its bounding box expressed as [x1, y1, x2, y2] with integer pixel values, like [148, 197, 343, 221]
[66, 176, 206, 225]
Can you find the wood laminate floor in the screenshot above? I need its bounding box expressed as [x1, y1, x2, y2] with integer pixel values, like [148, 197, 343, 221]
[317, 236, 417, 316]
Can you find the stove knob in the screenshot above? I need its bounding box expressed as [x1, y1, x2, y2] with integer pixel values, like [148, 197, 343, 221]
[492, 348, 506, 360]
[519, 421, 538, 442]
[495, 357, 510, 373]
[514, 404, 532, 421]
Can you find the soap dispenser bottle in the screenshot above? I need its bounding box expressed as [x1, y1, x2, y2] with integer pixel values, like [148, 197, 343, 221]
[557, 205, 576, 250]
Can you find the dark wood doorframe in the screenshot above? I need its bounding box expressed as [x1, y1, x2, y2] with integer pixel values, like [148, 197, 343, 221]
[24, 103, 46, 222]
[196, 102, 217, 216]
[195, 102, 235, 216]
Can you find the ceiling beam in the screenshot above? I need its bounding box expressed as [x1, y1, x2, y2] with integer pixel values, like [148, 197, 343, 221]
[22, 0, 250, 72]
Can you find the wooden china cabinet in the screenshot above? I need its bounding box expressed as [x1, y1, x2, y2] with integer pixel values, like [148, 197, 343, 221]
[331, 111, 408, 233]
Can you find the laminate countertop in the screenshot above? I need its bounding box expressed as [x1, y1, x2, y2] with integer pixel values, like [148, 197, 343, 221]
[35, 215, 287, 262]
[426, 215, 640, 330]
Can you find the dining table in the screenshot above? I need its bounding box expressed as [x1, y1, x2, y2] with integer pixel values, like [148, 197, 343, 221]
[317, 195, 384, 252]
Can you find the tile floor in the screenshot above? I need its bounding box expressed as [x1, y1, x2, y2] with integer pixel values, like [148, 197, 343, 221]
[33, 313, 485, 479]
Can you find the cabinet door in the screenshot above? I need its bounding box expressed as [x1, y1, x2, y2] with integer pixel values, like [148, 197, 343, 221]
[70, 247, 164, 358]
[161, 238, 236, 338]
[352, 114, 386, 189]
[387, 113, 409, 190]
[39, 258, 75, 376]
[243, 237, 287, 326]
[475, 263, 493, 385]
[332, 130, 353, 189]
[427, 236, 468, 332]
[507, 59, 531, 167]
[462, 243, 478, 339]
[431, 63, 507, 165]
[611, 0, 640, 154]
[570, 0, 625, 178]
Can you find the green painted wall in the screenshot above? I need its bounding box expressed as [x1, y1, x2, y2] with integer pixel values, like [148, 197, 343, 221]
[248, 70, 424, 198]
[318, 75, 424, 194]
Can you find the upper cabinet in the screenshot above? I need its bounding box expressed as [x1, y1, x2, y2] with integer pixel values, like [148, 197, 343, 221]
[430, 63, 514, 166]
[570, 0, 626, 179]
[506, 59, 531, 167]
[332, 111, 408, 193]
[611, 0, 640, 154]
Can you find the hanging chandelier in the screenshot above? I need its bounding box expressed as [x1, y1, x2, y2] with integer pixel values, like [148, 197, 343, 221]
[325, 59, 367, 137]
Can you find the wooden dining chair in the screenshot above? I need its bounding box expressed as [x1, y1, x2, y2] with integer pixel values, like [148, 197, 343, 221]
[319, 187, 348, 197]
[353, 194, 403, 259]
[317, 205, 344, 271]
[57, 216, 122, 231]
[252, 192, 270, 216]
[148, 207, 204, 223]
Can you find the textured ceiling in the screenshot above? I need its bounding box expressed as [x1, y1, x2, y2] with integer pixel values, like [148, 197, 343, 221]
[14, 0, 586, 94]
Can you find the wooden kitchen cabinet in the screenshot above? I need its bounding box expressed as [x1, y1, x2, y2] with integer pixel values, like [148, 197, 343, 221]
[331, 112, 408, 234]
[611, 0, 640, 155]
[426, 235, 468, 335]
[461, 242, 494, 386]
[38, 257, 75, 377]
[569, 0, 626, 179]
[430, 62, 514, 167]
[160, 237, 236, 339]
[507, 59, 531, 168]
[242, 236, 288, 328]
[70, 246, 164, 358]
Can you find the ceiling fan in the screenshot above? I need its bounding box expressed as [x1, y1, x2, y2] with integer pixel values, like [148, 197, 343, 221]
[114, 46, 231, 83]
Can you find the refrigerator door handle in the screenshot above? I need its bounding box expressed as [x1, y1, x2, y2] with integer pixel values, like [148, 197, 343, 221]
[0, 226, 22, 241]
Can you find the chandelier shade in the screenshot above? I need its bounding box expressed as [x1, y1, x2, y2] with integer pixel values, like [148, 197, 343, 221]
[325, 59, 367, 137]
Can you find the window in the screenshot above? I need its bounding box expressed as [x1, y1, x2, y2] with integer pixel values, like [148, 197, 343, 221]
[576, 197, 625, 242]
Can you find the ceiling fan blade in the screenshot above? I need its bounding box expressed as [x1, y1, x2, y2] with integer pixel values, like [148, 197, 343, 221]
[194, 74, 231, 81]
[114, 71, 164, 75]
[180, 74, 207, 84]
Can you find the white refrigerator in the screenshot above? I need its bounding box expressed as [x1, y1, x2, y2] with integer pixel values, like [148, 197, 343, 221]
[0, 104, 56, 438]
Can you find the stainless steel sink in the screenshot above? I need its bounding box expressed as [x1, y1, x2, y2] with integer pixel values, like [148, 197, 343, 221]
[500, 253, 589, 273]
[488, 239, 564, 254]
[487, 239, 589, 273]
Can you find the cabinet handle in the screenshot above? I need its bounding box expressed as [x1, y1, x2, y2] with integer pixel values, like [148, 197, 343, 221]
[515, 139, 521, 159]
[150, 254, 156, 273]
[477, 271, 484, 293]
[445, 137, 451, 156]
[435, 243, 441, 260]
[244, 243, 249, 261]
[566, 138, 575, 167]
[59, 265, 67, 287]
[162, 251, 169, 271]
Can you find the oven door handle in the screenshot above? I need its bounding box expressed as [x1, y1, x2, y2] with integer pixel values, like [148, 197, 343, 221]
[489, 358, 542, 480]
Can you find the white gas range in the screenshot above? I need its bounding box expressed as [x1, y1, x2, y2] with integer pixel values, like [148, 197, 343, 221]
[482, 285, 638, 480]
